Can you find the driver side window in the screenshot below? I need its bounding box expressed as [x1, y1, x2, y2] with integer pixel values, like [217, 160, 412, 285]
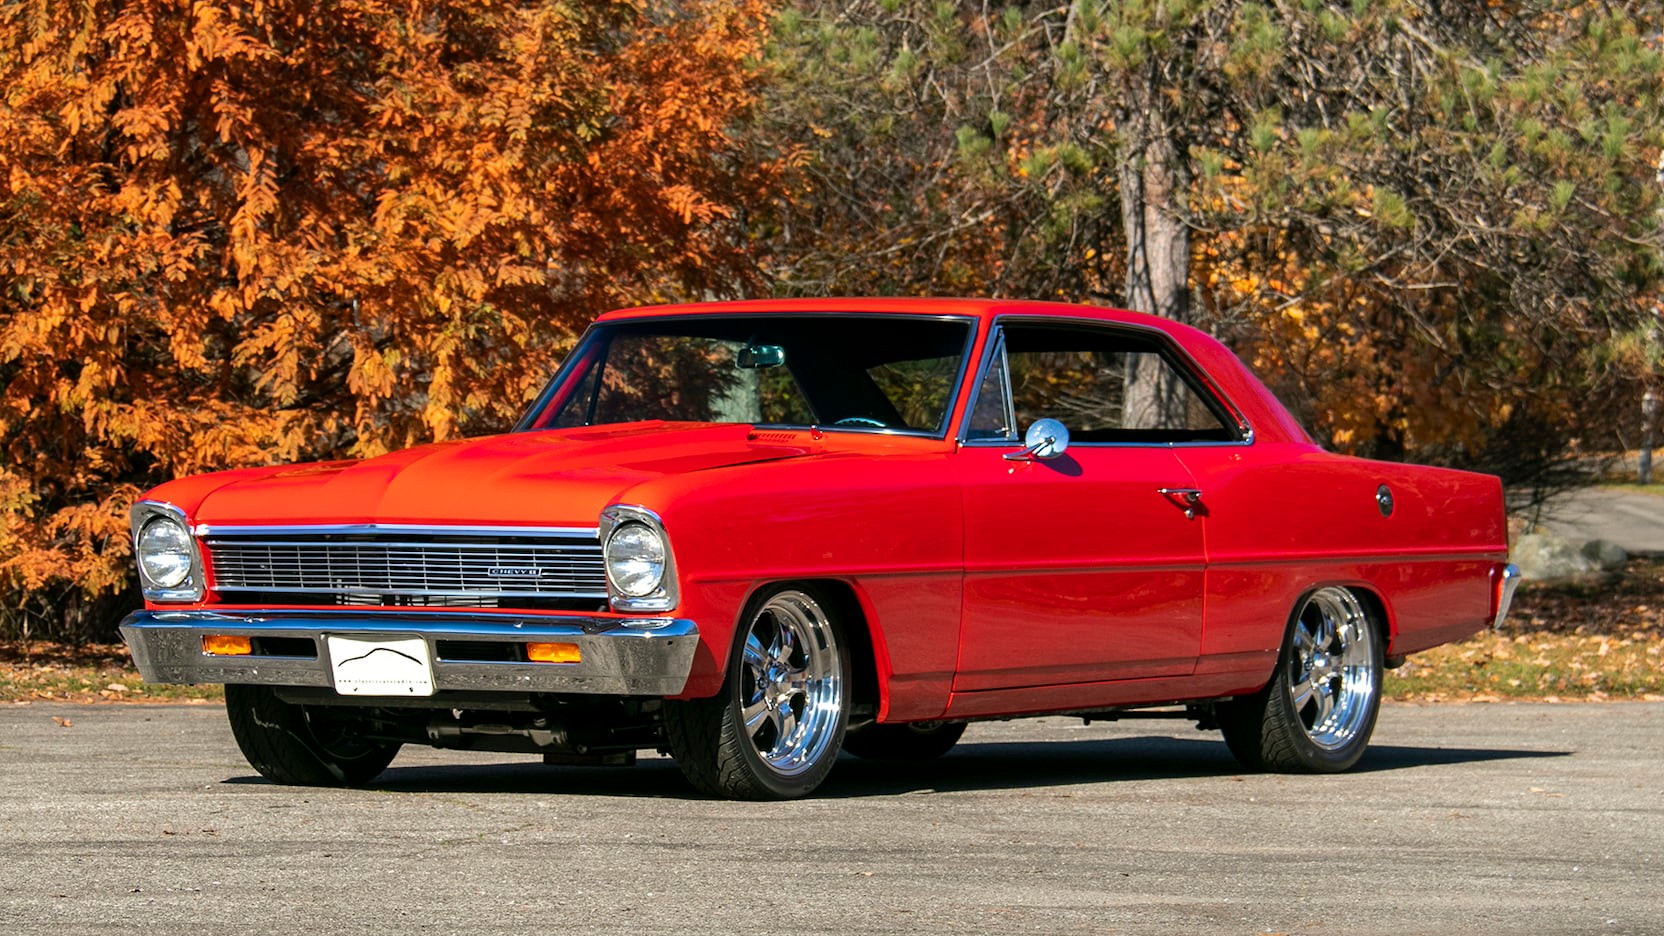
[967, 323, 1238, 444]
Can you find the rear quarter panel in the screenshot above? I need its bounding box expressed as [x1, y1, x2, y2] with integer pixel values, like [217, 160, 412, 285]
[1176, 443, 1508, 684]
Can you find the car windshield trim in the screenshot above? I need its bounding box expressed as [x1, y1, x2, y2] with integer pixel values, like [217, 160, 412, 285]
[515, 312, 981, 440]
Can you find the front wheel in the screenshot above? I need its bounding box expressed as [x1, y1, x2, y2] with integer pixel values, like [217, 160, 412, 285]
[225, 684, 401, 787]
[1217, 586, 1383, 773]
[663, 585, 850, 799]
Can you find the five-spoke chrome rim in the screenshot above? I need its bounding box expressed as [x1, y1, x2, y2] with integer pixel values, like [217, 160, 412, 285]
[738, 590, 844, 776]
[1286, 587, 1378, 751]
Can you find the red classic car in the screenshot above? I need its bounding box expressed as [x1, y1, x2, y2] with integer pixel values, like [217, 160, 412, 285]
[121, 299, 1519, 799]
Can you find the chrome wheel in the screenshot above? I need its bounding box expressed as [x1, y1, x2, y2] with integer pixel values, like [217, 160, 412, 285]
[1216, 586, 1383, 773]
[1285, 587, 1378, 751]
[663, 583, 852, 799]
[738, 589, 845, 777]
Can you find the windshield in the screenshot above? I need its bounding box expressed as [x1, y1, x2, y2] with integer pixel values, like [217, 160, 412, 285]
[521, 315, 975, 436]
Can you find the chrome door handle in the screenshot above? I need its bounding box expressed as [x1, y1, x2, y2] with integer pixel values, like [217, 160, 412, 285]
[1157, 488, 1204, 519]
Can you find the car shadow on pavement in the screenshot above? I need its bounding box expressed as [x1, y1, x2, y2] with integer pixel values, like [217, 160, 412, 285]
[224, 734, 1568, 799]
[814, 737, 1569, 798]
[1352, 741, 1570, 773]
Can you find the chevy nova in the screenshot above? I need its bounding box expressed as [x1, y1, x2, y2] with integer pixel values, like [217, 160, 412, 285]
[121, 299, 1519, 799]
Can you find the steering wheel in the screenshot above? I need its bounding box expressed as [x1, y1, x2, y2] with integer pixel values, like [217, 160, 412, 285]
[832, 416, 889, 428]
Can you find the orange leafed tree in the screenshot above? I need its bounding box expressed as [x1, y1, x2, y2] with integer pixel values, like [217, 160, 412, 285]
[0, 0, 777, 638]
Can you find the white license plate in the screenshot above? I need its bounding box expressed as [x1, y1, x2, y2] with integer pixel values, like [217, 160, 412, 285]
[326, 634, 436, 697]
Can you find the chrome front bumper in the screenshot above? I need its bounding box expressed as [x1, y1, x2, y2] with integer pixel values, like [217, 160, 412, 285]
[120, 609, 699, 696]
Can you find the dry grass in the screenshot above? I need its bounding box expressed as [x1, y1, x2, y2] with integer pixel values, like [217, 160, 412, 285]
[0, 641, 221, 704]
[8, 561, 1664, 704]
[1386, 631, 1664, 701]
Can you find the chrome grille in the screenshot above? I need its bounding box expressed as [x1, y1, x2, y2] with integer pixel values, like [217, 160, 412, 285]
[202, 526, 607, 602]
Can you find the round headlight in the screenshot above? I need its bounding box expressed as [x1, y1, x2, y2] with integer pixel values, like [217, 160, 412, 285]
[137, 516, 193, 589]
[604, 522, 666, 598]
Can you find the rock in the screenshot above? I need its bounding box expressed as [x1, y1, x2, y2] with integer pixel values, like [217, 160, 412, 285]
[1580, 538, 1628, 571]
[1512, 532, 1596, 581]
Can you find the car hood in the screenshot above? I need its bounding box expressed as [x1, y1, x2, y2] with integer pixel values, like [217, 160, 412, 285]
[188, 422, 817, 530]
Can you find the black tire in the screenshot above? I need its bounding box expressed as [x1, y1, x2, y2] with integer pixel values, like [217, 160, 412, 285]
[224, 684, 400, 787]
[1217, 587, 1383, 773]
[841, 721, 966, 760]
[663, 585, 851, 800]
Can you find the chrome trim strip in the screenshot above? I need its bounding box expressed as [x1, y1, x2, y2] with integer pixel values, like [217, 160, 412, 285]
[194, 522, 599, 538]
[996, 331, 1017, 440]
[1201, 549, 1506, 568]
[514, 321, 602, 432]
[515, 312, 981, 440]
[199, 538, 606, 549]
[132, 501, 207, 603]
[119, 609, 699, 696]
[956, 314, 1256, 448]
[799, 425, 946, 439]
[198, 523, 608, 601]
[958, 330, 1019, 444]
[1493, 563, 1522, 629]
[956, 324, 1007, 445]
[960, 548, 1503, 579]
[959, 437, 1256, 450]
[208, 586, 609, 599]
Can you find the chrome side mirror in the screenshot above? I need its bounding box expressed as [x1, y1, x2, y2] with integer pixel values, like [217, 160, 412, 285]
[1003, 417, 1070, 461]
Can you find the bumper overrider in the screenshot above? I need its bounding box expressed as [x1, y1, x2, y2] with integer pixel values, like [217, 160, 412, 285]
[120, 609, 699, 697]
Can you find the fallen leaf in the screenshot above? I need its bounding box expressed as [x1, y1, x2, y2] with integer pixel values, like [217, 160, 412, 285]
[51, 716, 72, 728]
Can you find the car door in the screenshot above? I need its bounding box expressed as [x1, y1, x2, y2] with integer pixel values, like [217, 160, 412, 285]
[953, 320, 1241, 691]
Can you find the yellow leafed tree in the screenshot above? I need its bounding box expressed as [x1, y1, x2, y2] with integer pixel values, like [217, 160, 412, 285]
[0, 0, 777, 638]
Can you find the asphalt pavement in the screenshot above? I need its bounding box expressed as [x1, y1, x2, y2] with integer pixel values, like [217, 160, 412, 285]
[2, 701, 1660, 935]
[1534, 487, 1664, 556]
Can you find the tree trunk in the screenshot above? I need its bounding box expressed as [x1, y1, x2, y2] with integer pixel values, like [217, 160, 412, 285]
[1118, 96, 1191, 429]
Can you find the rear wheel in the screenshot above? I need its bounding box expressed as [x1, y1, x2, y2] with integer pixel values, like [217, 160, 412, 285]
[1218, 587, 1382, 773]
[225, 684, 400, 787]
[842, 721, 966, 760]
[664, 585, 850, 800]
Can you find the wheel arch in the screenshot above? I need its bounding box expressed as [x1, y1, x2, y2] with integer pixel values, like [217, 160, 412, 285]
[762, 578, 882, 724]
[1285, 580, 1396, 649]
[1345, 584, 1396, 648]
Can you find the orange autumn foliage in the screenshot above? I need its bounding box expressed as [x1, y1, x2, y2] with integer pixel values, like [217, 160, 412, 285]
[0, 0, 777, 637]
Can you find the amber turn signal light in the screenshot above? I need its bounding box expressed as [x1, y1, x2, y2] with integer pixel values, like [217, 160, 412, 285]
[202, 635, 252, 656]
[526, 641, 581, 664]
